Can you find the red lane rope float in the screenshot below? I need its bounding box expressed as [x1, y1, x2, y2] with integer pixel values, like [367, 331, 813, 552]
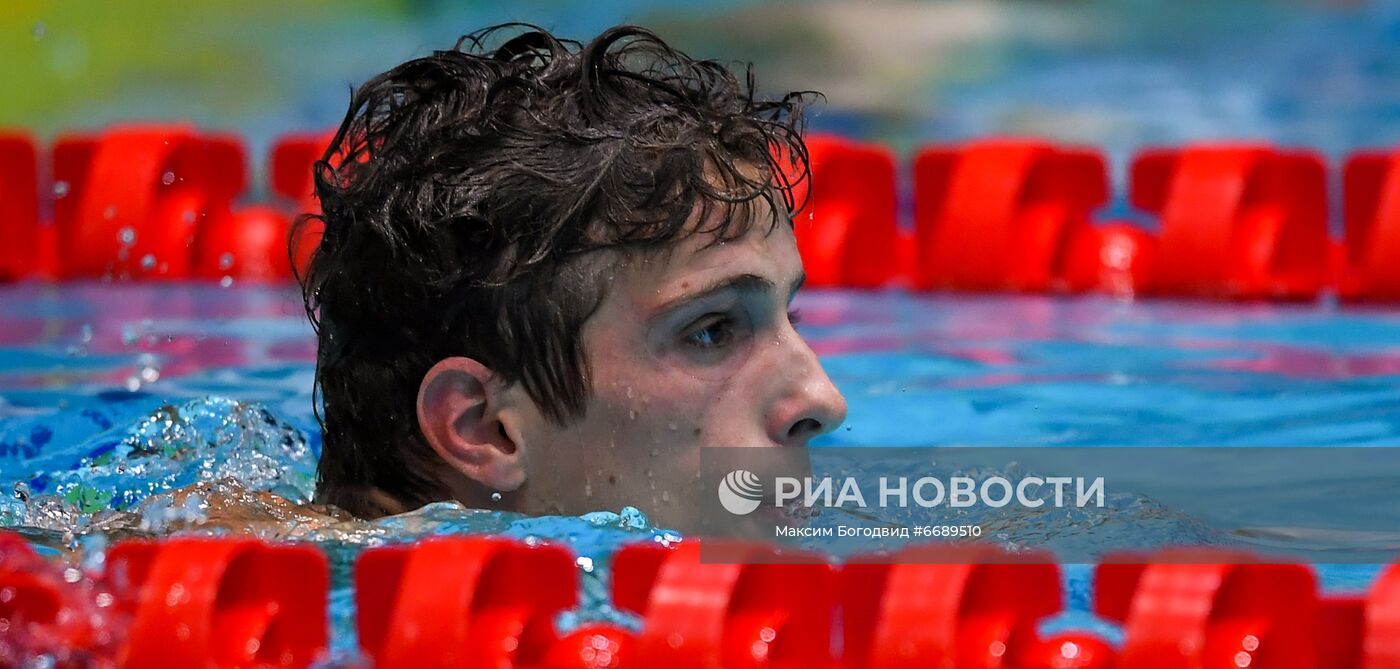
[540, 624, 633, 669]
[269, 131, 334, 205]
[1062, 221, 1159, 297]
[192, 206, 296, 282]
[268, 131, 335, 278]
[0, 132, 43, 281]
[611, 540, 837, 669]
[1340, 149, 1400, 301]
[1095, 549, 1319, 669]
[912, 139, 1110, 293]
[1332, 565, 1400, 669]
[51, 125, 246, 280]
[839, 544, 1079, 669]
[0, 531, 118, 667]
[355, 536, 577, 669]
[104, 537, 328, 669]
[1130, 144, 1330, 300]
[790, 134, 903, 289]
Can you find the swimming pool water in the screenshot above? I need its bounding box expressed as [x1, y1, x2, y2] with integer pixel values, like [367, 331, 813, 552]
[2, 282, 1398, 654]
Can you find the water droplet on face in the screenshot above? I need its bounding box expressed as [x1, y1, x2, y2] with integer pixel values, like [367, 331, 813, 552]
[52, 180, 69, 198]
[490, 492, 502, 502]
[117, 226, 135, 245]
[140, 254, 156, 270]
[161, 171, 176, 186]
[218, 253, 234, 270]
[219, 276, 234, 288]
[667, 422, 677, 431]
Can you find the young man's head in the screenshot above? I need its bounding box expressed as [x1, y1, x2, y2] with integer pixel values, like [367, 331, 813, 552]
[297, 24, 846, 527]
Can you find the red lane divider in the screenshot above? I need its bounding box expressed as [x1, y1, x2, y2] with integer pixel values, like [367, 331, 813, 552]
[0, 132, 43, 281]
[268, 131, 334, 278]
[1341, 149, 1400, 301]
[612, 540, 837, 669]
[104, 537, 328, 669]
[270, 131, 334, 205]
[1062, 221, 1159, 297]
[913, 139, 1110, 293]
[193, 205, 297, 281]
[1097, 549, 1320, 669]
[791, 134, 903, 289]
[839, 544, 1112, 669]
[10, 129, 1400, 300]
[52, 125, 247, 280]
[1130, 144, 1331, 299]
[0, 532, 116, 666]
[13, 530, 1400, 668]
[355, 536, 578, 669]
[1360, 563, 1400, 668]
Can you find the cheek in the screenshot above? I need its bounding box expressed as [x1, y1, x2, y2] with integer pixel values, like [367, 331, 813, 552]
[583, 320, 780, 446]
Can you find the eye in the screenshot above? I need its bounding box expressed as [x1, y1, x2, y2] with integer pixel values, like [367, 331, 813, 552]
[682, 314, 737, 349]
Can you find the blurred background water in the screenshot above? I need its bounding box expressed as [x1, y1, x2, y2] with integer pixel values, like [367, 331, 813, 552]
[7, 0, 1400, 189]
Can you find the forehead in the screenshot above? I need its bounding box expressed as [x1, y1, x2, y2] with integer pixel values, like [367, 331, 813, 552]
[618, 201, 802, 309]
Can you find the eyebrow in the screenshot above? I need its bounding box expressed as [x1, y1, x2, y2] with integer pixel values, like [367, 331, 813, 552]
[656, 271, 806, 313]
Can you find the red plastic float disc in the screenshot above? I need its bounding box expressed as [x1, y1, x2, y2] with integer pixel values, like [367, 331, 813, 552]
[1340, 149, 1400, 301]
[355, 536, 577, 669]
[541, 623, 634, 669]
[0, 133, 42, 280]
[840, 544, 1062, 669]
[1130, 144, 1329, 299]
[612, 540, 837, 669]
[912, 140, 1108, 293]
[790, 134, 901, 288]
[107, 537, 328, 669]
[51, 125, 246, 280]
[193, 206, 295, 281]
[1095, 549, 1318, 669]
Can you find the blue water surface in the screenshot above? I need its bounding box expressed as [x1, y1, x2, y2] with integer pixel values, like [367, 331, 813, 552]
[1, 282, 1398, 655]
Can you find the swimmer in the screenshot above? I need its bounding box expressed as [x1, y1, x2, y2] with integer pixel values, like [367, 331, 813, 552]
[295, 24, 847, 528]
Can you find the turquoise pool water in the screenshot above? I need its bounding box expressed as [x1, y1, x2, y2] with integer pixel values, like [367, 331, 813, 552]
[2, 282, 1398, 655]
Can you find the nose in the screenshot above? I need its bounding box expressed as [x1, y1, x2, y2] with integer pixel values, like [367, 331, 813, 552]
[768, 334, 848, 447]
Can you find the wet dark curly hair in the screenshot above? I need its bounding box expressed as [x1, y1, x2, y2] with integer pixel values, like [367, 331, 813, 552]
[294, 23, 816, 517]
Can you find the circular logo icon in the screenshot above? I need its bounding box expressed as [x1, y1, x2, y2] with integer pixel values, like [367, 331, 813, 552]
[718, 469, 764, 515]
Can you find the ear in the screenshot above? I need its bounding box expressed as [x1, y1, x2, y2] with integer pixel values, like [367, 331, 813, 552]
[416, 357, 525, 493]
